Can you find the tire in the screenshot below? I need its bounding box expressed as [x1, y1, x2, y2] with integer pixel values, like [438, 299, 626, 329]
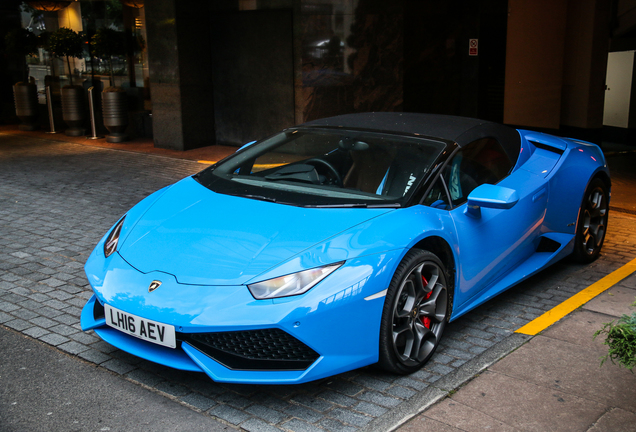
[378, 249, 451, 374]
[572, 178, 609, 263]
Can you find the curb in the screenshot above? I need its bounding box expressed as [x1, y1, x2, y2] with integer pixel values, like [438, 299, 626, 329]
[366, 333, 532, 432]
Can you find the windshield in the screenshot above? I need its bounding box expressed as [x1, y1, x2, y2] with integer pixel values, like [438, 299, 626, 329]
[195, 128, 448, 207]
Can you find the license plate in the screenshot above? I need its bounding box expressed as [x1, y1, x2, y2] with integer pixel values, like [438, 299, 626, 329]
[104, 304, 176, 349]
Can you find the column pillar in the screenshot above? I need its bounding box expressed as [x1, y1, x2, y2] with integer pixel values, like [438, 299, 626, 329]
[145, 0, 215, 150]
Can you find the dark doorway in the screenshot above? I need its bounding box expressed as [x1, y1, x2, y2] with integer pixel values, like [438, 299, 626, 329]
[210, 10, 294, 146]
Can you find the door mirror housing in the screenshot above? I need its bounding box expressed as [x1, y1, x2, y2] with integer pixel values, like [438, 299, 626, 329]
[464, 184, 519, 218]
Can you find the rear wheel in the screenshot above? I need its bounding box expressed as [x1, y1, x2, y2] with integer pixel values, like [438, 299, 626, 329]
[378, 249, 450, 374]
[572, 178, 609, 263]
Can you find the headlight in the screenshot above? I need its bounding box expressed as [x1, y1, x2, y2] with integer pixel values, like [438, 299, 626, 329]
[104, 216, 125, 258]
[248, 262, 344, 300]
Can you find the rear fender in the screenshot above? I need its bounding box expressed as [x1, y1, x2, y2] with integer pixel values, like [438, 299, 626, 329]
[542, 140, 609, 236]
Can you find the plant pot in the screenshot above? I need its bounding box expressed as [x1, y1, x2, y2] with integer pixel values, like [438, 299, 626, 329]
[61, 85, 86, 136]
[13, 82, 38, 131]
[102, 87, 129, 143]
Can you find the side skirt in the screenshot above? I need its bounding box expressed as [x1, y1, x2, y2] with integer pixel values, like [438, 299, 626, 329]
[450, 233, 574, 321]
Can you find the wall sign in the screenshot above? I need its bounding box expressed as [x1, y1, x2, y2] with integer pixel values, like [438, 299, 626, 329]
[469, 38, 478, 56]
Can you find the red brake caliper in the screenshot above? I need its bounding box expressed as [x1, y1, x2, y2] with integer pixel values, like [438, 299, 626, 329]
[422, 276, 432, 329]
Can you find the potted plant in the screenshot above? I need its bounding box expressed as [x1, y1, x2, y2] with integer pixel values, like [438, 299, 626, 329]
[47, 27, 86, 136]
[5, 28, 40, 130]
[91, 27, 128, 143]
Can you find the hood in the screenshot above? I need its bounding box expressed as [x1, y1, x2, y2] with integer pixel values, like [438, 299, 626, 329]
[118, 177, 391, 285]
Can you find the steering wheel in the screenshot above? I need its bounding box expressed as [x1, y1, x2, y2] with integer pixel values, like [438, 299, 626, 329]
[305, 158, 343, 187]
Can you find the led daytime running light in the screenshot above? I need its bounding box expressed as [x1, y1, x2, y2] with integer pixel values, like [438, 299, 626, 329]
[104, 217, 125, 258]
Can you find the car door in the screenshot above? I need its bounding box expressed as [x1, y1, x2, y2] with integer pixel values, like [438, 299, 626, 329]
[435, 138, 548, 307]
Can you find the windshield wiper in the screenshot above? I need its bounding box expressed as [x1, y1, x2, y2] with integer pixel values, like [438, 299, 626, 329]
[239, 193, 401, 209]
[242, 194, 301, 207]
[310, 203, 401, 209]
[367, 203, 402, 208]
[244, 194, 278, 203]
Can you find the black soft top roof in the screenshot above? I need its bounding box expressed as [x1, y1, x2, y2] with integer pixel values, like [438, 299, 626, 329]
[303, 112, 521, 165]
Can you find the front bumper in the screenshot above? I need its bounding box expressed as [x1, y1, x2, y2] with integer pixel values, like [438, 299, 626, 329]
[81, 250, 401, 384]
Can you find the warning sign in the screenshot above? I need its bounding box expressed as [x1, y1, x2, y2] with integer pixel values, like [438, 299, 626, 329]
[469, 39, 478, 56]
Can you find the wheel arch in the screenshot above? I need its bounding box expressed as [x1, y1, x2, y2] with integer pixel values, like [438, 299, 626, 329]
[592, 169, 611, 194]
[411, 235, 456, 318]
[573, 168, 611, 232]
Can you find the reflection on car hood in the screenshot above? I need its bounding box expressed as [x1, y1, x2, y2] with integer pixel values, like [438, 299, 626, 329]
[118, 177, 391, 285]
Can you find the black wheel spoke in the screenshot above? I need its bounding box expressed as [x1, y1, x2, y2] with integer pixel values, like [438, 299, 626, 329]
[419, 285, 447, 323]
[412, 322, 434, 362]
[413, 262, 439, 302]
[393, 322, 412, 345]
[413, 324, 438, 361]
[589, 224, 601, 246]
[411, 264, 426, 303]
[393, 323, 414, 360]
[418, 286, 439, 317]
[425, 272, 439, 291]
[395, 280, 415, 318]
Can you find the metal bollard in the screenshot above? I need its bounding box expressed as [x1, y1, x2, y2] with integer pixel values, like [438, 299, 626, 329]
[45, 85, 59, 134]
[86, 86, 103, 139]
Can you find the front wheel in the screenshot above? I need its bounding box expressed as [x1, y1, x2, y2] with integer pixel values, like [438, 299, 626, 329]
[572, 178, 609, 263]
[378, 249, 451, 374]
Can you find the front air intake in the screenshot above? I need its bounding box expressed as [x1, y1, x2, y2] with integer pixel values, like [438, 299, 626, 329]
[183, 328, 320, 371]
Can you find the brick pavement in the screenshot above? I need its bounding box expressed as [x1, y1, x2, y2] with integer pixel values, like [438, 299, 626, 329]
[1, 133, 635, 432]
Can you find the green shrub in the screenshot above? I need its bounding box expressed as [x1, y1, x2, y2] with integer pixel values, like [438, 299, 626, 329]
[4, 28, 40, 81]
[594, 312, 636, 372]
[90, 28, 125, 85]
[47, 27, 84, 85]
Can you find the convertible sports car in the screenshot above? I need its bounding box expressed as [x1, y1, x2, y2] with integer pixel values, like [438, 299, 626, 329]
[81, 113, 610, 384]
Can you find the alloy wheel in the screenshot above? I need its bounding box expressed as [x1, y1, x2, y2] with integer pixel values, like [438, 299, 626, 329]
[390, 260, 448, 367]
[581, 186, 607, 256]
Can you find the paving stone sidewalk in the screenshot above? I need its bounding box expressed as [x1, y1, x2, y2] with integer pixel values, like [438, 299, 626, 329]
[1, 133, 635, 432]
[399, 274, 636, 432]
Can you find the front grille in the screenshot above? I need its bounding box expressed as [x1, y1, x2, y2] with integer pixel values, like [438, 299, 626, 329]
[183, 328, 320, 371]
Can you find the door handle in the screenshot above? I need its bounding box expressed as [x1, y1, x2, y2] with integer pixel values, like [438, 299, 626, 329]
[533, 188, 546, 202]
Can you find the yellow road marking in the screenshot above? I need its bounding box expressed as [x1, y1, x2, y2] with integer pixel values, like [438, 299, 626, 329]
[515, 256, 636, 335]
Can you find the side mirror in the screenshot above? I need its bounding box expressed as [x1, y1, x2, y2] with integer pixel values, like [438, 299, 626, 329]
[464, 184, 519, 218]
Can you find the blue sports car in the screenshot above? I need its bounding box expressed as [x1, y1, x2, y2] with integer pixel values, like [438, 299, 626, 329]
[81, 113, 610, 384]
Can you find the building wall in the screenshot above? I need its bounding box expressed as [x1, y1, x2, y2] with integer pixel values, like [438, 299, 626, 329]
[210, 9, 295, 146]
[504, 0, 568, 129]
[297, 0, 404, 123]
[504, 0, 611, 130]
[561, 0, 610, 129]
[145, 0, 215, 150]
[141, 0, 613, 150]
[145, 0, 511, 149]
